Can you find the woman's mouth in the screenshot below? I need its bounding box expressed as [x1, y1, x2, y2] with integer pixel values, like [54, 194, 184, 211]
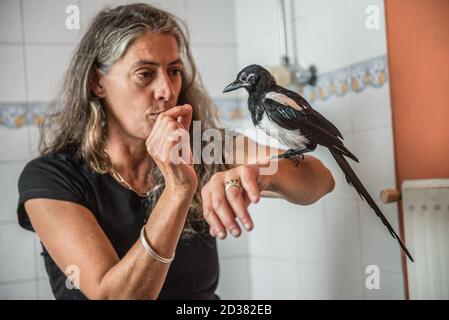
[147, 111, 163, 117]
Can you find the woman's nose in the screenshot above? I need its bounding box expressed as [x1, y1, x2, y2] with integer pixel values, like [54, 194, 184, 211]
[154, 72, 174, 101]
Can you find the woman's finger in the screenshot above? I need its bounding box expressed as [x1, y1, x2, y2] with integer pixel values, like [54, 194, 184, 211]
[201, 188, 226, 239]
[239, 166, 261, 203]
[161, 104, 192, 130]
[242, 190, 251, 207]
[176, 104, 192, 131]
[224, 174, 253, 231]
[210, 183, 241, 237]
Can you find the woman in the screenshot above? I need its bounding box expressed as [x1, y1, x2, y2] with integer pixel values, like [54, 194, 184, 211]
[17, 3, 335, 300]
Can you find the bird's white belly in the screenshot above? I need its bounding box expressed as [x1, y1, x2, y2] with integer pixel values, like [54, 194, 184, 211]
[257, 113, 309, 149]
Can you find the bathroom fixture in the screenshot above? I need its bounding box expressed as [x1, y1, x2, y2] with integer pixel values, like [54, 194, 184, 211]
[270, 0, 317, 88]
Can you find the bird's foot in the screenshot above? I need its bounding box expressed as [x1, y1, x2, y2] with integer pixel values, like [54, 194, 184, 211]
[270, 149, 305, 167]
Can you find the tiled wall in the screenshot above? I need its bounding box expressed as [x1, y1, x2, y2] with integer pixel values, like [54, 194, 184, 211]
[0, 0, 248, 299]
[230, 0, 404, 299]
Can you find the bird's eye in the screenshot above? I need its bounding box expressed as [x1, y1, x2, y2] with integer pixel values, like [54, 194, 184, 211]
[247, 74, 256, 84]
[239, 74, 247, 82]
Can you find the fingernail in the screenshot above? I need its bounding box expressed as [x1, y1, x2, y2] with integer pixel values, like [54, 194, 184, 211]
[231, 228, 240, 237]
[218, 232, 225, 239]
[244, 223, 252, 231]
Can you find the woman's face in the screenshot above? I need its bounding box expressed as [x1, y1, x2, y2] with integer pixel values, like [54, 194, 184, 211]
[95, 32, 183, 140]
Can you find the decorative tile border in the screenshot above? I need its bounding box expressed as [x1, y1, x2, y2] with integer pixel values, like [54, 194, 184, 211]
[0, 55, 388, 128]
[300, 54, 388, 102]
[0, 103, 46, 128]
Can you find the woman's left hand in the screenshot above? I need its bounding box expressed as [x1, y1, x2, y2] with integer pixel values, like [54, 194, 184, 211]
[201, 164, 271, 239]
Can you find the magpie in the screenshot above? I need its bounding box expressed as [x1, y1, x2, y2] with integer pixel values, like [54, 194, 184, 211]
[223, 64, 414, 262]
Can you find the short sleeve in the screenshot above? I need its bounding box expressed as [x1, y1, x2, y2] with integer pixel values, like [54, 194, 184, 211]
[17, 153, 90, 232]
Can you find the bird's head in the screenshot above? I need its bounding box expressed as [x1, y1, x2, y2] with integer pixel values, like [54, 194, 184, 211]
[223, 64, 276, 94]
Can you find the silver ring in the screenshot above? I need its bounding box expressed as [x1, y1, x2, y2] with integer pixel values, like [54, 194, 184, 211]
[225, 179, 242, 192]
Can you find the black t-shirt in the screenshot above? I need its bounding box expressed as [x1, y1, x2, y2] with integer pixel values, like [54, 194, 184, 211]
[17, 150, 220, 300]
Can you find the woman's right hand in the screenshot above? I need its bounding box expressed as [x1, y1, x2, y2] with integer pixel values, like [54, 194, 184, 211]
[145, 104, 198, 193]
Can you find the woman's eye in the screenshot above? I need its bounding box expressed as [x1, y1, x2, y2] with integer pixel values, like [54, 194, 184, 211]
[169, 69, 182, 76]
[136, 71, 154, 79]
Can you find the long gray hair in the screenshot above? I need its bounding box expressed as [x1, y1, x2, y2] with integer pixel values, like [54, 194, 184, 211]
[39, 3, 229, 239]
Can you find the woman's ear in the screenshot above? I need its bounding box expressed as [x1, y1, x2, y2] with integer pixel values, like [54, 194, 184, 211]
[90, 68, 106, 98]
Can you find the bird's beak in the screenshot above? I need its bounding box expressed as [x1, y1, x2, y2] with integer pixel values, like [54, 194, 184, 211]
[222, 80, 243, 93]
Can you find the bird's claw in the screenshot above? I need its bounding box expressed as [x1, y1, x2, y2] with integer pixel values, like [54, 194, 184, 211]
[270, 149, 305, 167]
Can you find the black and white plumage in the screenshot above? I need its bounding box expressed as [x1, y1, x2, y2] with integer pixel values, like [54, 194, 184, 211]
[223, 64, 414, 262]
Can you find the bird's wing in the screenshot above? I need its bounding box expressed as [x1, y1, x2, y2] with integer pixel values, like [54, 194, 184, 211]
[274, 87, 344, 139]
[329, 148, 414, 262]
[263, 97, 359, 162]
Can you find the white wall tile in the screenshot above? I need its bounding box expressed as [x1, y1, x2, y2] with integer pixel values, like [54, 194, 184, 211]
[297, 0, 350, 73]
[144, 0, 185, 19]
[249, 258, 301, 299]
[22, 0, 81, 43]
[0, 127, 30, 161]
[296, 201, 328, 263]
[216, 231, 248, 258]
[80, 0, 135, 29]
[247, 198, 302, 260]
[234, 0, 278, 47]
[293, 9, 314, 69]
[0, 281, 37, 299]
[191, 45, 238, 98]
[0, 162, 26, 223]
[314, 95, 353, 135]
[0, 224, 36, 282]
[34, 236, 48, 280]
[327, 265, 365, 299]
[349, 85, 392, 132]
[364, 271, 404, 299]
[294, 0, 343, 20]
[352, 126, 396, 201]
[344, 0, 387, 64]
[295, 0, 387, 73]
[0, 45, 27, 102]
[25, 45, 74, 102]
[28, 124, 40, 159]
[0, 0, 23, 42]
[80, 0, 186, 32]
[325, 199, 362, 267]
[237, 31, 280, 69]
[248, 198, 327, 263]
[216, 257, 251, 299]
[292, 0, 312, 20]
[299, 263, 331, 299]
[186, 0, 235, 45]
[37, 279, 55, 299]
[358, 199, 403, 273]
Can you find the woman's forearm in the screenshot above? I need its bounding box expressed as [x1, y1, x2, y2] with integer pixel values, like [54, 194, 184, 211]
[267, 156, 335, 205]
[96, 187, 194, 299]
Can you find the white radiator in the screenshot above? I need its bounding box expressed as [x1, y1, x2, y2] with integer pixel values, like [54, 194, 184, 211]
[403, 179, 449, 299]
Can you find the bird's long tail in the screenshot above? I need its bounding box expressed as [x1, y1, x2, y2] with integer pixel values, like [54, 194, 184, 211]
[329, 147, 414, 262]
